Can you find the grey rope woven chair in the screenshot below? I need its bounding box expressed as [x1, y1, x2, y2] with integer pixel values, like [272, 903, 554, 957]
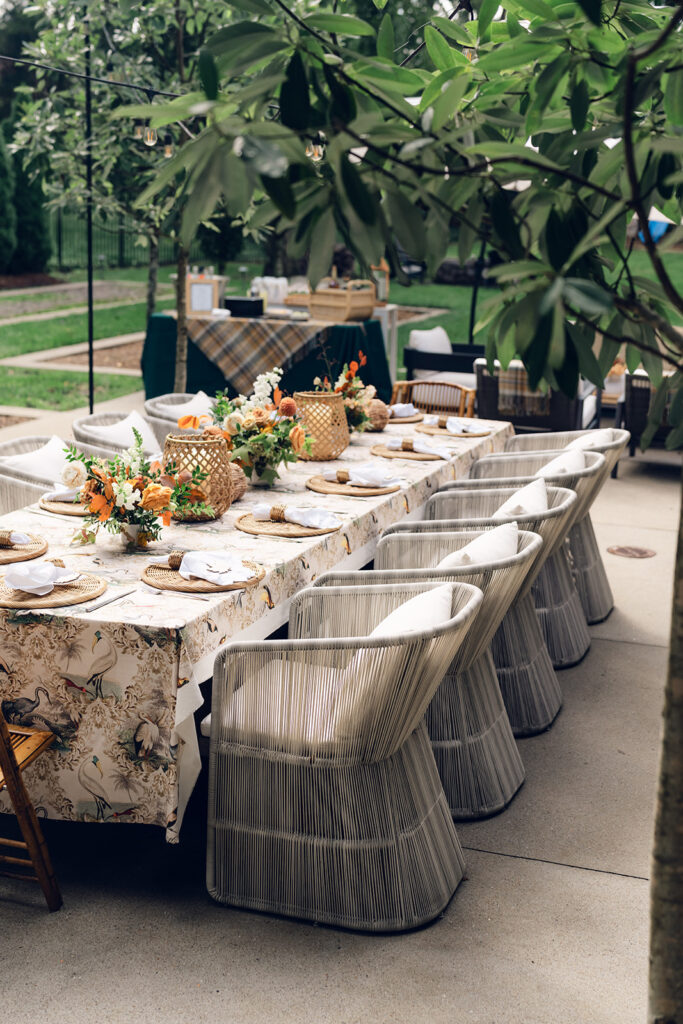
[383, 485, 577, 736]
[72, 411, 167, 455]
[0, 436, 119, 515]
[503, 428, 630, 622]
[313, 527, 542, 820]
[460, 450, 605, 667]
[144, 393, 211, 438]
[205, 580, 483, 932]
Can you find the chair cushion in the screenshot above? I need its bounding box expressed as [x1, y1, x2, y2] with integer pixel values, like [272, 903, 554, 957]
[436, 522, 519, 568]
[408, 327, 458, 381]
[370, 582, 454, 637]
[565, 428, 615, 450]
[155, 391, 214, 420]
[581, 393, 598, 428]
[534, 449, 585, 478]
[0, 435, 69, 481]
[492, 479, 548, 519]
[87, 411, 160, 455]
[413, 371, 477, 389]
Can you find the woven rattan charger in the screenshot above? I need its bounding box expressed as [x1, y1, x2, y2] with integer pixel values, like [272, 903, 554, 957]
[306, 474, 400, 497]
[416, 422, 491, 439]
[0, 571, 106, 609]
[39, 498, 89, 517]
[236, 509, 340, 537]
[385, 413, 424, 425]
[142, 551, 265, 593]
[370, 443, 443, 462]
[0, 530, 48, 565]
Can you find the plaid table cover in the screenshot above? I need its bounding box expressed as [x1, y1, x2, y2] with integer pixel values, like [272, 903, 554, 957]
[188, 316, 330, 395]
[497, 363, 551, 417]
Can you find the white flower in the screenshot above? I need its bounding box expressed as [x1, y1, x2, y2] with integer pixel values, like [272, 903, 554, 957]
[224, 412, 244, 436]
[112, 480, 141, 511]
[61, 460, 87, 490]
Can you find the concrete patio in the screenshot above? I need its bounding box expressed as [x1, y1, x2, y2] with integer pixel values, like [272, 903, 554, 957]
[0, 439, 679, 1024]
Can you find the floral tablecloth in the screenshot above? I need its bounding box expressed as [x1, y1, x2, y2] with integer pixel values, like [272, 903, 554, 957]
[0, 419, 512, 841]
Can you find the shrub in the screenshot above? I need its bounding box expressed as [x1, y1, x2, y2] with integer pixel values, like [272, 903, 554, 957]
[0, 130, 17, 272]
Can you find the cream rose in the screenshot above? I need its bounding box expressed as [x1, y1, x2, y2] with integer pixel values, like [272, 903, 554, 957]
[61, 460, 87, 490]
[224, 411, 244, 436]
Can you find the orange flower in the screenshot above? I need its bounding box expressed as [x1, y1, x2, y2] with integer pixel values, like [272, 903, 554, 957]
[188, 486, 206, 503]
[161, 511, 172, 527]
[178, 413, 211, 431]
[279, 396, 297, 417]
[202, 424, 223, 438]
[273, 387, 283, 407]
[159, 474, 176, 490]
[289, 424, 306, 454]
[140, 483, 173, 512]
[359, 350, 367, 367]
[149, 460, 162, 474]
[88, 493, 113, 523]
[349, 360, 359, 375]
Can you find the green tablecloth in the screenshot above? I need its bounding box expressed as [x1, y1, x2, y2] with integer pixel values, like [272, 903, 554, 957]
[141, 314, 392, 403]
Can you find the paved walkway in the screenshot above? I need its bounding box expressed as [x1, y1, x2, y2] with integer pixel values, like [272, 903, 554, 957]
[0, 441, 679, 1024]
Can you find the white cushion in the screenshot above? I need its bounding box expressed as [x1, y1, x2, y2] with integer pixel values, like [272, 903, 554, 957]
[534, 449, 585, 479]
[436, 522, 519, 568]
[408, 327, 456, 381]
[565, 428, 614, 451]
[413, 370, 477, 389]
[0, 435, 69, 481]
[581, 393, 598, 429]
[492, 479, 548, 520]
[155, 391, 214, 420]
[370, 582, 454, 638]
[87, 411, 160, 455]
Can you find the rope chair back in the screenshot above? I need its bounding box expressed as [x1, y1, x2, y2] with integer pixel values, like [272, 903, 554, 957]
[72, 412, 167, 453]
[209, 580, 482, 767]
[144, 393, 209, 438]
[503, 427, 629, 480]
[467, 449, 605, 526]
[389, 379, 476, 417]
[0, 436, 121, 515]
[323, 529, 542, 670]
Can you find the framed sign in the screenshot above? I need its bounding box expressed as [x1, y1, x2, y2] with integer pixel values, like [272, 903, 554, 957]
[186, 276, 220, 315]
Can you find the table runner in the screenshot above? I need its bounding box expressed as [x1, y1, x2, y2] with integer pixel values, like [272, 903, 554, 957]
[0, 420, 512, 841]
[188, 316, 329, 396]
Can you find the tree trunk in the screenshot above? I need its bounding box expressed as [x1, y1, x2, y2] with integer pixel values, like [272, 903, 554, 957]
[146, 228, 160, 327]
[174, 246, 188, 394]
[648, 468, 683, 1023]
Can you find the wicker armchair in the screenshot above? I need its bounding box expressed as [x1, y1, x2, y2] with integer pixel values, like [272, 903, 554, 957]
[623, 370, 675, 454]
[463, 450, 606, 667]
[72, 411, 167, 455]
[144, 393, 210, 438]
[503, 429, 630, 622]
[314, 528, 543, 820]
[390, 379, 476, 417]
[205, 580, 483, 931]
[0, 436, 118, 515]
[474, 359, 601, 432]
[384, 485, 578, 736]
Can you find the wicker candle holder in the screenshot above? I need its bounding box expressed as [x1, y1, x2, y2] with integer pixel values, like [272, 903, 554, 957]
[229, 463, 248, 501]
[163, 434, 233, 521]
[367, 399, 389, 432]
[293, 391, 350, 461]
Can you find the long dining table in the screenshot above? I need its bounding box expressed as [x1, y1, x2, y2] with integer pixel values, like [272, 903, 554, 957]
[0, 418, 512, 841]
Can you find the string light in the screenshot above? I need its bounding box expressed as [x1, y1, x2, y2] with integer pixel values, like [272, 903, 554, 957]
[133, 119, 143, 140]
[163, 132, 174, 158]
[143, 125, 157, 147]
[305, 142, 324, 163]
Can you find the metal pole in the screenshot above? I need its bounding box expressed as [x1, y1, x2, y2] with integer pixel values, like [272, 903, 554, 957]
[85, 8, 94, 414]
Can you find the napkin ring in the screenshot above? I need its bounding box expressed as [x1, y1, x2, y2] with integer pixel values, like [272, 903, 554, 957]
[168, 551, 184, 571]
[401, 439, 414, 452]
[437, 416, 448, 429]
[0, 530, 15, 548]
[48, 558, 65, 568]
[270, 504, 287, 523]
[336, 470, 350, 484]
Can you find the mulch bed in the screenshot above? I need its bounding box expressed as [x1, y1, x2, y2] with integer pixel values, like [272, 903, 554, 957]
[0, 414, 33, 428]
[0, 273, 63, 290]
[47, 341, 143, 371]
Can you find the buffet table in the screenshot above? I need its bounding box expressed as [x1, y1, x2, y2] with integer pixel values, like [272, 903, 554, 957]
[0, 420, 512, 841]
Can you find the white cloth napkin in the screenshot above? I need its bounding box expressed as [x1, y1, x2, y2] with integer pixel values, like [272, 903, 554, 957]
[41, 484, 82, 502]
[252, 503, 341, 529]
[423, 415, 481, 434]
[322, 463, 402, 488]
[6, 531, 31, 546]
[389, 403, 417, 418]
[177, 551, 254, 585]
[4, 561, 80, 595]
[384, 436, 453, 460]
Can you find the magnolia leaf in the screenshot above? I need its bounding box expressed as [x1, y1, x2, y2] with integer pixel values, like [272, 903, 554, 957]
[570, 78, 589, 132]
[377, 14, 395, 60]
[568, 323, 604, 388]
[478, 0, 499, 38]
[625, 342, 642, 374]
[424, 26, 456, 71]
[222, 0, 274, 14]
[198, 49, 219, 101]
[432, 16, 473, 46]
[308, 207, 337, 288]
[489, 191, 524, 259]
[340, 156, 376, 226]
[664, 70, 683, 126]
[386, 190, 427, 261]
[304, 13, 375, 37]
[562, 278, 613, 317]
[261, 174, 295, 219]
[641, 345, 663, 388]
[576, 0, 602, 25]
[280, 52, 310, 131]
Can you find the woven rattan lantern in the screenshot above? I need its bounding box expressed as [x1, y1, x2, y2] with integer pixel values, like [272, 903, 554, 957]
[367, 398, 389, 432]
[228, 463, 248, 501]
[293, 391, 350, 461]
[163, 434, 233, 521]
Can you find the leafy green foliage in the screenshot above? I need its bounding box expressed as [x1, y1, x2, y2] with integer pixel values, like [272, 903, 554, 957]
[0, 129, 16, 272]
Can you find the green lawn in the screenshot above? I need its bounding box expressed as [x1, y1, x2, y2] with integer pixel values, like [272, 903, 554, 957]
[0, 367, 143, 410]
[0, 299, 175, 359]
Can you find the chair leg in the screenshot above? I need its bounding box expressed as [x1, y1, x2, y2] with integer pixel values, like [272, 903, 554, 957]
[532, 548, 591, 668]
[1, 769, 62, 912]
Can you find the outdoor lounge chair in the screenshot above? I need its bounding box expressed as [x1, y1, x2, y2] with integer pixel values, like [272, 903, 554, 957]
[72, 411, 167, 455]
[205, 580, 483, 931]
[0, 436, 118, 515]
[313, 527, 543, 820]
[383, 485, 578, 736]
[474, 358, 601, 433]
[461, 450, 606, 667]
[390, 379, 476, 417]
[503, 428, 630, 622]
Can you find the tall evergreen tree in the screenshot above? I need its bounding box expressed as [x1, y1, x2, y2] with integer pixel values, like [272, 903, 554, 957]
[0, 131, 17, 274]
[9, 155, 52, 274]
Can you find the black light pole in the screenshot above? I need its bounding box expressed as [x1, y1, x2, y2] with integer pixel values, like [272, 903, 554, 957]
[84, 8, 94, 414]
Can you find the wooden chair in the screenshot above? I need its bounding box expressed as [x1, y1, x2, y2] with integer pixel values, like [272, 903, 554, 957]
[0, 708, 62, 912]
[390, 379, 476, 417]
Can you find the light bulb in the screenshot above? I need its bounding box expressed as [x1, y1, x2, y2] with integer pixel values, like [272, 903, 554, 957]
[143, 126, 157, 147]
[163, 133, 173, 158]
[133, 120, 143, 141]
[305, 142, 324, 163]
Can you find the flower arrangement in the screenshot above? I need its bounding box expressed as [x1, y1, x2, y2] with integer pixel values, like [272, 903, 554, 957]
[313, 351, 375, 432]
[65, 430, 212, 546]
[178, 368, 310, 487]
